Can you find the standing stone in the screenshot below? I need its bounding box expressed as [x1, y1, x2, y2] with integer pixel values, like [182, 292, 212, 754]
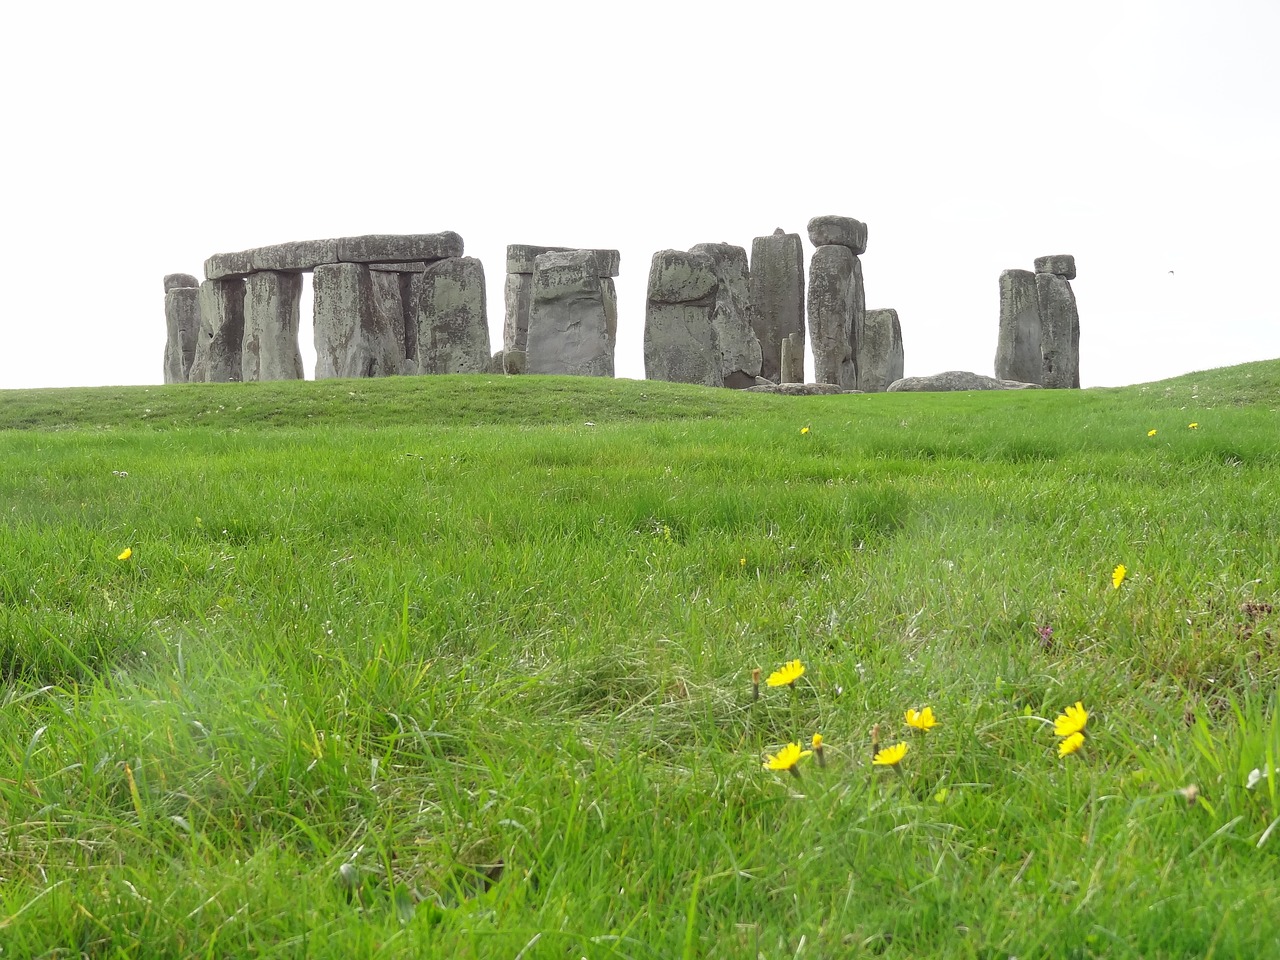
[313, 263, 400, 379]
[861, 308, 904, 393]
[503, 272, 534, 353]
[994, 269, 1043, 385]
[1037, 273, 1080, 389]
[645, 250, 721, 387]
[749, 229, 805, 383]
[397, 273, 419, 374]
[369, 271, 411, 375]
[242, 271, 304, 381]
[526, 251, 614, 377]
[780, 333, 805, 384]
[416, 257, 491, 375]
[189, 278, 245, 382]
[504, 245, 620, 355]
[164, 273, 201, 294]
[806, 245, 857, 388]
[163, 283, 200, 383]
[689, 243, 762, 388]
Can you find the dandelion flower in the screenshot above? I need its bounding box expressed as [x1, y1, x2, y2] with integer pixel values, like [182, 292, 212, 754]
[905, 707, 938, 731]
[1147, 429, 1157, 437]
[873, 742, 908, 766]
[763, 742, 812, 775]
[766, 659, 805, 687]
[740, 556, 746, 567]
[1058, 731, 1085, 757]
[1053, 701, 1089, 738]
[1112, 564, 1126, 590]
[812, 732, 826, 767]
[117, 547, 133, 561]
[1188, 422, 1198, 430]
[800, 426, 810, 435]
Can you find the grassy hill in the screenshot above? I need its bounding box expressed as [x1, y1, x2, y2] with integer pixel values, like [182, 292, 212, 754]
[2, 360, 1278, 958]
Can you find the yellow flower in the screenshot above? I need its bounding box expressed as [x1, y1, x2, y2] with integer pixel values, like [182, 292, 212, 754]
[800, 426, 810, 435]
[740, 556, 746, 567]
[1053, 701, 1089, 738]
[873, 742, 908, 766]
[117, 547, 133, 561]
[766, 659, 805, 687]
[811, 733, 823, 749]
[1112, 564, 1126, 589]
[905, 707, 938, 731]
[1147, 429, 1157, 437]
[1188, 422, 1198, 429]
[1058, 731, 1085, 757]
[763, 742, 812, 772]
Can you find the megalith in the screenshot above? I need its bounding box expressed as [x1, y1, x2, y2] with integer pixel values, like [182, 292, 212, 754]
[1034, 254, 1076, 281]
[644, 250, 722, 387]
[369, 271, 414, 375]
[861, 308, 904, 393]
[749, 229, 805, 383]
[313, 263, 401, 379]
[504, 244, 620, 356]
[994, 269, 1043, 385]
[688, 243, 762, 388]
[806, 245, 858, 388]
[416, 256, 491, 375]
[1037, 272, 1080, 389]
[189, 278, 245, 382]
[242, 271, 304, 381]
[163, 278, 200, 383]
[526, 251, 614, 377]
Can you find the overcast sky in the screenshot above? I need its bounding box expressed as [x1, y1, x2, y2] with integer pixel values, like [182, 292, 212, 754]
[2, 0, 1276, 390]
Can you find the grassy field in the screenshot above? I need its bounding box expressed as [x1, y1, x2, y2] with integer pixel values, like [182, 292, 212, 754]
[2, 360, 1278, 958]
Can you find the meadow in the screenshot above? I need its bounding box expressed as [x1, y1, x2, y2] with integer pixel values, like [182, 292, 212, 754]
[1, 360, 1278, 958]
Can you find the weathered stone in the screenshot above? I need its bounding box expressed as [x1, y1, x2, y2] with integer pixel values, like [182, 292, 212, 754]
[648, 249, 717, 304]
[1034, 254, 1076, 280]
[163, 287, 200, 383]
[503, 272, 534, 353]
[416, 257, 491, 375]
[189, 279, 245, 382]
[370, 271, 409, 371]
[368, 262, 430, 272]
[246, 239, 339, 273]
[780, 332, 805, 384]
[503, 349, 526, 375]
[398, 273, 418, 363]
[338, 232, 463, 264]
[164, 273, 200, 293]
[1037, 273, 1080, 389]
[807, 215, 868, 256]
[487, 351, 505, 374]
[313, 263, 401, 379]
[860, 308, 904, 393]
[204, 250, 254, 281]
[600, 276, 619, 348]
[689, 243, 762, 388]
[527, 251, 614, 377]
[749, 231, 805, 382]
[994, 269, 1043, 385]
[746, 382, 852, 395]
[506, 244, 620, 277]
[644, 251, 721, 387]
[887, 371, 1042, 392]
[806, 245, 857, 388]
[242, 271, 304, 381]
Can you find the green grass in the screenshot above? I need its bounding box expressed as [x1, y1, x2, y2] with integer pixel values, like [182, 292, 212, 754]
[2, 360, 1279, 958]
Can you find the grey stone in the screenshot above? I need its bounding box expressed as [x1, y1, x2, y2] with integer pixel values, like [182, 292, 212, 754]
[806, 245, 857, 388]
[189, 279, 245, 382]
[994, 269, 1043, 385]
[163, 287, 200, 383]
[886, 371, 1042, 392]
[163, 273, 200, 293]
[648, 249, 717, 304]
[416, 257, 491, 375]
[860, 308, 904, 393]
[1037, 273, 1080, 389]
[644, 250, 721, 387]
[781, 332, 805, 384]
[807, 215, 868, 256]
[600, 276, 619, 348]
[503, 349, 526, 375]
[503, 272, 534, 353]
[398, 273, 418, 362]
[370, 271, 409, 370]
[1034, 254, 1076, 280]
[242, 271, 304, 381]
[506, 244, 620, 277]
[526, 251, 614, 377]
[248, 239, 340, 273]
[337, 232, 463, 264]
[689, 243, 762, 388]
[749, 231, 806, 382]
[368, 262, 430, 272]
[746, 382, 852, 395]
[487, 351, 505, 375]
[204, 250, 255, 281]
[313, 263, 401, 378]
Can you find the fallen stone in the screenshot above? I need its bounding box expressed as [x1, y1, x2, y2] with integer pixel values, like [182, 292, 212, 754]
[313, 263, 401, 378]
[861, 308, 904, 393]
[1034, 254, 1076, 280]
[807, 215, 868, 256]
[806, 244, 857, 388]
[994, 269, 1043, 385]
[1037, 273, 1080, 389]
[689, 242, 762, 388]
[887, 371, 1042, 392]
[163, 287, 200, 383]
[242, 271, 304, 381]
[416, 257, 491, 375]
[507, 244, 620, 277]
[164, 273, 200, 293]
[338, 232, 464, 264]
[189, 279, 246, 382]
[644, 250, 721, 387]
[745, 382, 853, 395]
[527, 251, 614, 377]
[249, 239, 339, 273]
[750, 230, 805, 382]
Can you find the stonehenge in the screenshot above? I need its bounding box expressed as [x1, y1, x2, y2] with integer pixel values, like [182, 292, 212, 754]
[687, 243, 762, 388]
[861, 308, 905, 393]
[749, 229, 806, 383]
[417, 257, 491, 375]
[643, 250, 723, 387]
[995, 255, 1080, 388]
[526, 251, 615, 377]
[162, 276, 200, 384]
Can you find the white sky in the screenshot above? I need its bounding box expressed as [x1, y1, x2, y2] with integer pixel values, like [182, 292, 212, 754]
[2, 0, 1276, 390]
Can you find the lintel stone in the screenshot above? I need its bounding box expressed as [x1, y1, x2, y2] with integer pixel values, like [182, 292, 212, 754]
[807, 215, 868, 255]
[1034, 254, 1076, 280]
[337, 232, 463, 264]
